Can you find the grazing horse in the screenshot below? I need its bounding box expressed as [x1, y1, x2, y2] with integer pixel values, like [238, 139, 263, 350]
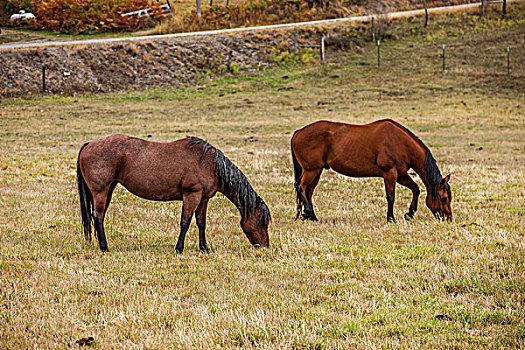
[77, 135, 271, 253]
[291, 119, 452, 223]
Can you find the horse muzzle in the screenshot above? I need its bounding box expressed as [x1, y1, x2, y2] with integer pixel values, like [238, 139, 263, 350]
[433, 210, 453, 223]
[252, 243, 269, 248]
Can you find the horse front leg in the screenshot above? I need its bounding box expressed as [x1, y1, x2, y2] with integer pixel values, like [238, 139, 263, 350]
[397, 173, 420, 221]
[195, 199, 210, 253]
[383, 169, 398, 223]
[176, 192, 201, 254]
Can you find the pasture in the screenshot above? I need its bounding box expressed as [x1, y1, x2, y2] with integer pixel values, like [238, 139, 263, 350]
[1, 7, 524, 349]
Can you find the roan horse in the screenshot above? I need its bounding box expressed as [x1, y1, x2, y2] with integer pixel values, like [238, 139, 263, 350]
[291, 119, 452, 223]
[77, 135, 271, 253]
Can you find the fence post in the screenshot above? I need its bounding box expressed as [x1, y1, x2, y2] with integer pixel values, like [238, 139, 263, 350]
[41, 64, 46, 93]
[481, 0, 485, 17]
[507, 47, 510, 75]
[294, 32, 299, 57]
[227, 50, 233, 72]
[133, 57, 138, 84]
[502, 0, 507, 16]
[371, 17, 375, 42]
[377, 40, 380, 68]
[226, 0, 229, 7]
[442, 44, 446, 71]
[196, 0, 201, 16]
[424, 8, 428, 27]
[320, 36, 325, 62]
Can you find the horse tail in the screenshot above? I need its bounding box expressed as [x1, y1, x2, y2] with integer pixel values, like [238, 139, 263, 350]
[77, 143, 93, 242]
[291, 131, 303, 220]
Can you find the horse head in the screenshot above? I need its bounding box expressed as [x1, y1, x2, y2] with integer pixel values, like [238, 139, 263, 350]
[426, 174, 453, 222]
[240, 197, 270, 248]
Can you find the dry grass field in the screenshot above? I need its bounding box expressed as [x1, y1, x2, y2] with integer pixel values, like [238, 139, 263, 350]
[1, 5, 524, 349]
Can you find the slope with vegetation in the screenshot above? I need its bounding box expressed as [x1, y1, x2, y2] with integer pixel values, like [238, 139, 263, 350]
[2, 0, 479, 34]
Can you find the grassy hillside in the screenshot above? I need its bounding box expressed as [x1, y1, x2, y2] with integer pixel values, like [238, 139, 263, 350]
[1, 4, 524, 349]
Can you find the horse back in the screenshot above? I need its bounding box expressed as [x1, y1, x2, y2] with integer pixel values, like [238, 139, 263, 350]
[293, 120, 422, 176]
[78, 134, 216, 201]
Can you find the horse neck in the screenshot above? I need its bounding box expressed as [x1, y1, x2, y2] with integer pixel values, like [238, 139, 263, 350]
[408, 143, 435, 195]
[218, 178, 259, 221]
[220, 187, 245, 216]
[412, 147, 441, 195]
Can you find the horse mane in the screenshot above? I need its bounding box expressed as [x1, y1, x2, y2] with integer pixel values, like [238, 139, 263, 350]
[186, 137, 271, 225]
[386, 119, 446, 198]
[425, 150, 444, 198]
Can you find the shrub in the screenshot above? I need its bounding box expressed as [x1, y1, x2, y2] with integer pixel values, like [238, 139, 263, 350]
[152, 0, 352, 35]
[5, 0, 166, 33]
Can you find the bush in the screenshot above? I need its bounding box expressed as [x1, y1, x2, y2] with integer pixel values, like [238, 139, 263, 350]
[153, 0, 352, 35]
[5, 0, 166, 33]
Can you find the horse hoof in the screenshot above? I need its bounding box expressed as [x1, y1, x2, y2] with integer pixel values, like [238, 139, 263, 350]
[200, 246, 210, 254]
[387, 217, 396, 223]
[404, 213, 412, 221]
[301, 213, 318, 222]
[176, 248, 183, 255]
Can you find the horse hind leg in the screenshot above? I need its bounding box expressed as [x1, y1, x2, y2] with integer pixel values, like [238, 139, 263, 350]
[92, 183, 117, 252]
[383, 169, 398, 223]
[397, 173, 420, 221]
[299, 169, 322, 222]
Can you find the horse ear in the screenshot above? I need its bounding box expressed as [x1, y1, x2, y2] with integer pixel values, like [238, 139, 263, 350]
[444, 174, 451, 183]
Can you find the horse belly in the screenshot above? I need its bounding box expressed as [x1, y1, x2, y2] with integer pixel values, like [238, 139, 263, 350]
[330, 161, 383, 178]
[328, 148, 383, 178]
[118, 164, 184, 201]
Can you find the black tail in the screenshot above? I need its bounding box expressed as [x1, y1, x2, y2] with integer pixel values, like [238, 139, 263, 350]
[291, 131, 303, 220]
[77, 143, 93, 243]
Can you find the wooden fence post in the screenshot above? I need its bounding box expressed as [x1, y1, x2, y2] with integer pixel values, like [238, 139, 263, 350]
[294, 32, 299, 57]
[227, 50, 233, 72]
[196, 0, 201, 16]
[371, 17, 375, 42]
[481, 0, 485, 17]
[442, 44, 446, 71]
[133, 57, 138, 84]
[377, 40, 380, 68]
[320, 36, 325, 62]
[41, 64, 46, 93]
[507, 47, 510, 75]
[502, 0, 507, 16]
[424, 8, 428, 27]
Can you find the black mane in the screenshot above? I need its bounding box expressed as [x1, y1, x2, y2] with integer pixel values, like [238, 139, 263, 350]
[389, 120, 449, 199]
[425, 149, 449, 198]
[186, 137, 271, 225]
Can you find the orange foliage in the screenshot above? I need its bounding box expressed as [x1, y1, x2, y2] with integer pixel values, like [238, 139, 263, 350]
[6, 0, 166, 33]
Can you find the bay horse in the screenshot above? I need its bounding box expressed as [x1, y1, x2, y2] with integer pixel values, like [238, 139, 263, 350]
[291, 119, 452, 223]
[77, 135, 271, 253]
